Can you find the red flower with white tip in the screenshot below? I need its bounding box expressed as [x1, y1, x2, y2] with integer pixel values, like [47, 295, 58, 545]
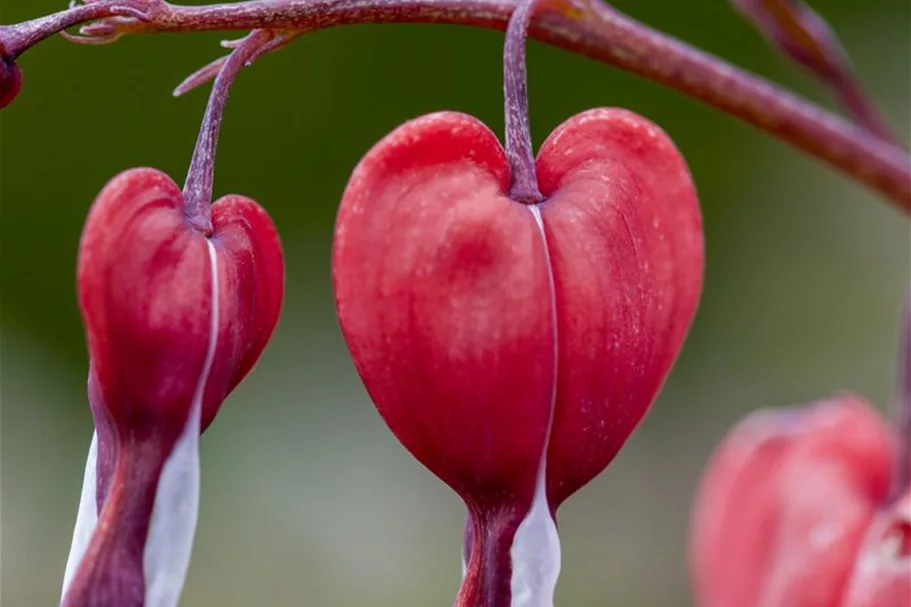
[59, 31, 284, 607]
[332, 0, 704, 604]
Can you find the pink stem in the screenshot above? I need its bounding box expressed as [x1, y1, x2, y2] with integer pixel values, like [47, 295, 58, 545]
[733, 0, 899, 144]
[2, 0, 910, 209]
[182, 29, 274, 233]
[502, 0, 545, 203]
[0, 2, 124, 58]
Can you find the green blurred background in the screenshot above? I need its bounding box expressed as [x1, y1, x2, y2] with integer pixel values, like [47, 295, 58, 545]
[1, 0, 908, 605]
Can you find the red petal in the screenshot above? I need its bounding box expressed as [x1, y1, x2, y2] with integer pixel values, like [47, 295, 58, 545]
[333, 111, 556, 510]
[537, 108, 704, 505]
[79, 168, 213, 435]
[204, 194, 285, 413]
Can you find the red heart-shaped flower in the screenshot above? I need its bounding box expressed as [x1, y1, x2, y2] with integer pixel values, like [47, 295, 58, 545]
[63, 167, 283, 607]
[78, 167, 284, 437]
[333, 108, 703, 605]
[334, 108, 703, 512]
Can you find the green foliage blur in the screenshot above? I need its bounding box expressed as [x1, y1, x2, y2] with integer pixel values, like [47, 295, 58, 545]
[1, 0, 908, 605]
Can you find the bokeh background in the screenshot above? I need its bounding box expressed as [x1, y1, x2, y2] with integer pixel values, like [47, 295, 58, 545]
[1, 0, 909, 605]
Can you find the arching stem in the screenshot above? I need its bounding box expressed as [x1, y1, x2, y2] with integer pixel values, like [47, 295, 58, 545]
[2, 0, 910, 210]
[182, 29, 274, 234]
[0, 2, 132, 57]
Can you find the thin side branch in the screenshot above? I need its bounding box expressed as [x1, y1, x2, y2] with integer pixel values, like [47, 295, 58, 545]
[733, 0, 899, 144]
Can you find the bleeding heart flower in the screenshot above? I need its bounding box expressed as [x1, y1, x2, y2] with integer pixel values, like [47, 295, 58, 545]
[689, 393, 910, 607]
[58, 32, 283, 607]
[332, 106, 703, 604]
[77, 167, 284, 434]
[333, 1, 702, 603]
[59, 166, 283, 607]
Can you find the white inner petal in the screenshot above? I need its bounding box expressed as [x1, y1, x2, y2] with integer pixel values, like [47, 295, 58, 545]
[509, 467, 562, 607]
[508, 204, 561, 607]
[143, 239, 220, 607]
[60, 431, 100, 601]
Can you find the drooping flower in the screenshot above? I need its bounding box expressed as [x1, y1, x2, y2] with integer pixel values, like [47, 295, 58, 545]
[333, 106, 703, 605]
[689, 393, 909, 607]
[60, 30, 285, 607]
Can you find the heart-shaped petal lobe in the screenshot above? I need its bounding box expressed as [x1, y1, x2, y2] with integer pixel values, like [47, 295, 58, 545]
[334, 108, 702, 512]
[536, 108, 704, 505]
[78, 167, 284, 435]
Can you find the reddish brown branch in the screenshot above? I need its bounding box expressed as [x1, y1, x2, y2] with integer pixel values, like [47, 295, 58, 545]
[733, 0, 899, 144]
[2, 0, 910, 210]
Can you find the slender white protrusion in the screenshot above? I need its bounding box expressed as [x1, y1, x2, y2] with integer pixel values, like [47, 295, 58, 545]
[509, 469, 562, 607]
[60, 431, 99, 601]
[143, 240, 220, 607]
[507, 204, 561, 607]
